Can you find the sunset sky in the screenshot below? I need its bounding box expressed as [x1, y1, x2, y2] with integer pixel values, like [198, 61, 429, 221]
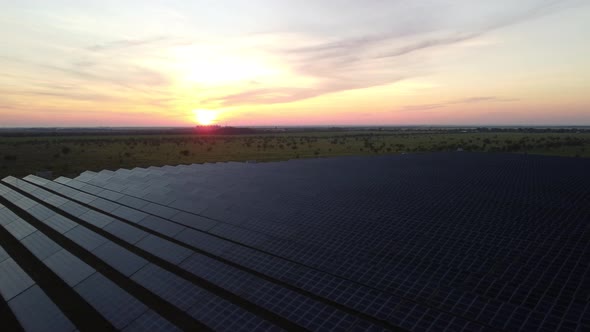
[1, 0, 589, 127]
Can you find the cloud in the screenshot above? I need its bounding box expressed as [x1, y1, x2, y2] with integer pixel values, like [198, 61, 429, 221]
[222, 0, 584, 107]
[208, 75, 408, 107]
[1, 0, 586, 125]
[399, 96, 520, 112]
[87, 36, 169, 52]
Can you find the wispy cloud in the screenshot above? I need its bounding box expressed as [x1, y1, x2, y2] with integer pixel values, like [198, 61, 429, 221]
[1, 0, 588, 126]
[207, 0, 584, 107]
[400, 96, 520, 112]
[86, 36, 169, 52]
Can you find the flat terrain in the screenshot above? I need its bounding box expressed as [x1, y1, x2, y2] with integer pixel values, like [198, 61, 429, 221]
[1, 129, 589, 178]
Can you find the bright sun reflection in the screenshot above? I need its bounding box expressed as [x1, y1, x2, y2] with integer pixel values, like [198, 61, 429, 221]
[193, 109, 218, 125]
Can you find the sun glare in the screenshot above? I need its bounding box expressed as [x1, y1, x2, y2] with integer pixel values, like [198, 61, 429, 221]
[193, 109, 218, 125]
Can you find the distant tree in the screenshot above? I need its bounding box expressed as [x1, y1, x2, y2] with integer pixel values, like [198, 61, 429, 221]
[61, 146, 71, 154]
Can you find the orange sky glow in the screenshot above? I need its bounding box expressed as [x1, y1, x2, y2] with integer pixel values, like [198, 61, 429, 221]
[0, 1, 589, 127]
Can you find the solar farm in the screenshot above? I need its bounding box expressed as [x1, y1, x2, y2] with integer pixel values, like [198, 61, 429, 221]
[0, 152, 588, 331]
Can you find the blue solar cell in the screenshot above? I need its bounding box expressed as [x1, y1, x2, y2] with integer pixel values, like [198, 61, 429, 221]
[135, 235, 193, 265]
[170, 212, 218, 231]
[78, 210, 114, 228]
[23, 175, 50, 186]
[43, 250, 96, 287]
[27, 204, 56, 221]
[131, 264, 203, 311]
[12, 197, 38, 210]
[74, 273, 148, 330]
[116, 195, 150, 209]
[174, 228, 234, 255]
[137, 215, 185, 237]
[0, 206, 17, 226]
[141, 203, 179, 219]
[44, 215, 78, 234]
[96, 190, 125, 201]
[5, 218, 36, 240]
[21, 231, 61, 261]
[59, 201, 89, 217]
[0, 258, 35, 301]
[93, 242, 148, 277]
[103, 220, 149, 244]
[8, 285, 76, 332]
[110, 206, 149, 223]
[0, 246, 9, 263]
[44, 194, 70, 207]
[88, 198, 120, 213]
[142, 192, 177, 206]
[79, 184, 104, 195]
[187, 292, 279, 332]
[64, 226, 108, 252]
[71, 191, 97, 204]
[122, 310, 180, 332]
[103, 182, 126, 192]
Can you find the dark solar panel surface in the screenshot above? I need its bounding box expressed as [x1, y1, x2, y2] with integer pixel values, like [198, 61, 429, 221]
[0, 152, 588, 331]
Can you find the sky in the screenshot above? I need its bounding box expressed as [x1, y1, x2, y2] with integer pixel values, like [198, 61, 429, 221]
[0, 0, 589, 127]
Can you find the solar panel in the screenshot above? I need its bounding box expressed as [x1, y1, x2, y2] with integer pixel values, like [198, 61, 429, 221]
[74, 273, 148, 330]
[43, 250, 96, 287]
[170, 212, 217, 231]
[93, 242, 148, 277]
[103, 219, 150, 244]
[122, 310, 181, 332]
[137, 215, 185, 238]
[44, 215, 78, 234]
[131, 264, 203, 311]
[27, 204, 56, 221]
[0, 246, 9, 263]
[78, 209, 115, 228]
[110, 205, 149, 223]
[4, 218, 36, 240]
[0, 258, 35, 301]
[63, 226, 109, 252]
[8, 285, 76, 332]
[59, 201, 89, 217]
[135, 235, 193, 265]
[21, 231, 61, 261]
[2, 153, 589, 331]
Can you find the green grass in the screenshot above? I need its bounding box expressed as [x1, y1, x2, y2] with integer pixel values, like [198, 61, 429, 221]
[1, 131, 589, 179]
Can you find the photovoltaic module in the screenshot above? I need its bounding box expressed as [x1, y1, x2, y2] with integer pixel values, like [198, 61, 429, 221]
[0, 153, 588, 331]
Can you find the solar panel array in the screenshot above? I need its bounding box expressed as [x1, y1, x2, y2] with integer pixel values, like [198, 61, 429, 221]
[0, 152, 589, 331]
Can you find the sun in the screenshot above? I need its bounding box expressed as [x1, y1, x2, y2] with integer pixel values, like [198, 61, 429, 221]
[193, 109, 218, 125]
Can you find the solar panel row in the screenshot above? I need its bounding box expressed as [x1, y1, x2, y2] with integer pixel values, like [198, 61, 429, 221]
[8, 177, 392, 331]
[0, 152, 589, 331]
[30, 173, 491, 330]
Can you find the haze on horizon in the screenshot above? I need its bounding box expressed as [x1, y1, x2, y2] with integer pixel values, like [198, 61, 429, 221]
[1, 0, 589, 127]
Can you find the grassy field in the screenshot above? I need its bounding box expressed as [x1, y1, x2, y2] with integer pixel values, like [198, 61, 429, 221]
[1, 130, 589, 179]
